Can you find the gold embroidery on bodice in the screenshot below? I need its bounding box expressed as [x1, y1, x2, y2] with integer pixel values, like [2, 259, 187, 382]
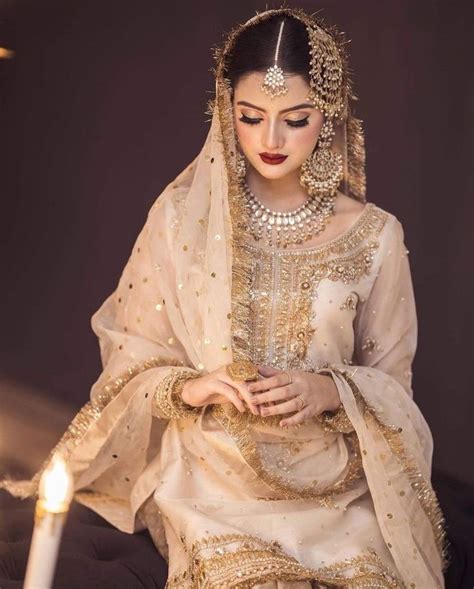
[237, 203, 388, 370]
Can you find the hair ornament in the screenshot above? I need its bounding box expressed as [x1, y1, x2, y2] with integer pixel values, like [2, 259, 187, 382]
[261, 19, 289, 99]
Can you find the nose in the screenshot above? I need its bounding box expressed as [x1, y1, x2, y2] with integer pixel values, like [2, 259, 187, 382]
[262, 119, 284, 151]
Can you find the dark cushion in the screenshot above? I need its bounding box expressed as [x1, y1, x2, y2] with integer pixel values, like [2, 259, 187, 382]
[0, 470, 473, 588]
[0, 490, 168, 588]
[432, 470, 474, 589]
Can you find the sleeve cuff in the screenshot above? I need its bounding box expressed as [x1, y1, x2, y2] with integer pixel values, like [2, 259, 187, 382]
[153, 369, 201, 419]
[317, 404, 353, 434]
[314, 365, 354, 434]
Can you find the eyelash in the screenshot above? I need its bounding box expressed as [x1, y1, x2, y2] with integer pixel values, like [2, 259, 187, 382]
[239, 114, 310, 128]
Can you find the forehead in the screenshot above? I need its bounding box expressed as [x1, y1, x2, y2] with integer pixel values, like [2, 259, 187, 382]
[233, 72, 312, 110]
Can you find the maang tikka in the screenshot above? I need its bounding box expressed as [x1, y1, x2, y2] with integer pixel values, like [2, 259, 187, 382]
[261, 20, 289, 98]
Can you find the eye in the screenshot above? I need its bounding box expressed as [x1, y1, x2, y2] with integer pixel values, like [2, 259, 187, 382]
[286, 116, 310, 128]
[239, 114, 262, 125]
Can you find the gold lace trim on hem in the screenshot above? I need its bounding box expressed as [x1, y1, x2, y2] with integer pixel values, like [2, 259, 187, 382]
[211, 404, 363, 505]
[166, 533, 403, 588]
[339, 371, 449, 572]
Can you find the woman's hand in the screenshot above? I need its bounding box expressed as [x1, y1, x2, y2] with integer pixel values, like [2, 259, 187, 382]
[181, 366, 260, 415]
[248, 365, 341, 427]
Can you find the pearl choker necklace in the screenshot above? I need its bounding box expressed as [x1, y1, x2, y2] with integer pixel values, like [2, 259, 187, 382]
[241, 183, 336, 248]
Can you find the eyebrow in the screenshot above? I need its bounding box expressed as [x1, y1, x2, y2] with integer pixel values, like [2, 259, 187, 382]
[236, 100, 314, 114]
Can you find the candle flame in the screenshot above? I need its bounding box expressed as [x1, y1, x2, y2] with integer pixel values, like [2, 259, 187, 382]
[0, 47, 15, 59]
[39, 453, 74, 512]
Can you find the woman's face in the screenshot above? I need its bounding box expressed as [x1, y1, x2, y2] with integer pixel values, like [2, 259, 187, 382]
[233, 72, 324, 181]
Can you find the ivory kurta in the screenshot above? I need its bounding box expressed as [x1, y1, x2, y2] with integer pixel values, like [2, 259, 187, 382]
[133, 203, 443, 588]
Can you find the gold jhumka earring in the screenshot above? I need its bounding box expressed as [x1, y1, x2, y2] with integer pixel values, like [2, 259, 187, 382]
[300, 118, 343, 199]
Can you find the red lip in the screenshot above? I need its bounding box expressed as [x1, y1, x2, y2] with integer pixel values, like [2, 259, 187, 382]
[259, 153, 288, 165]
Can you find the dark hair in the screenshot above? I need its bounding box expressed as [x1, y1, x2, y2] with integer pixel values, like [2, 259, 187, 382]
[225, 15, 311, 89]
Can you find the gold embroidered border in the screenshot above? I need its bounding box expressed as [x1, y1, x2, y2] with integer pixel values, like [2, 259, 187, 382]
[154, 368, 201, 419]
[166, 532, 403, 588]
[216, 79, 253, 366]
[0, 356, 185, 498]
[211, 404, 363, 505]
[247, 247, 274, 367]
[317, 404, 354, 434]
[340, 371, 449, 571]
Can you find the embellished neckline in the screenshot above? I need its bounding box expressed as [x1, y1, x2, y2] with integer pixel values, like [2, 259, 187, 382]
[239, 202, 382, 257]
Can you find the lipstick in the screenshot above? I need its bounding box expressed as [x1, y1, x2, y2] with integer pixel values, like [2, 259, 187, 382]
[259, 152, 288, 165]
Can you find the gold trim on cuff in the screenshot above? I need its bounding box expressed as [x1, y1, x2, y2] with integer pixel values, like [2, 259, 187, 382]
[317, 404, 353, 434]
[154, 369, 201, 419]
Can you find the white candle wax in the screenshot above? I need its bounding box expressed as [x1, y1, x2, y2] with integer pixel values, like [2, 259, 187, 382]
[24, 454, 74, 589]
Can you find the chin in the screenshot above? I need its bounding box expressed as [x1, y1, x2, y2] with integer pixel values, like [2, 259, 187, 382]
[250, 161, 299, 181]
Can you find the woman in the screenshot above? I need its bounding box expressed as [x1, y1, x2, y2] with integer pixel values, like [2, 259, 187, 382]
[2, 8, 447, 588]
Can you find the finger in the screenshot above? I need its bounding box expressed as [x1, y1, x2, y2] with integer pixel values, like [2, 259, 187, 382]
[220, 376, 259, 415]
[279, 406, 312, 427]
[248, 373, 289, 394]
[213, 382, 246, 413]
[251, 385, 296, 405]
[259, 396, 304, 417]
[257, 365, 282, 377]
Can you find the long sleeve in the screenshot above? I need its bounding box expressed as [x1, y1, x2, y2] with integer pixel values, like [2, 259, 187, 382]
[89, 197, 201, 419]
[353, 216, 417, 397]
[316, 216, 417, 430]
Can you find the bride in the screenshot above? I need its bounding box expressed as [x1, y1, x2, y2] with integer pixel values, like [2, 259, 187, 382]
[2, 8, 447, 588]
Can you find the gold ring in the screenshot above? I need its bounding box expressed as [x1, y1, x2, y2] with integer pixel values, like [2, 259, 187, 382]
[284, 371, 293, 385]
[226, 360, 259, 382]
[296, 396, 306, 411]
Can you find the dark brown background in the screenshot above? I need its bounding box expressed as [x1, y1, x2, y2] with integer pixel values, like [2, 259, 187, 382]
[0, 0, 472, 484]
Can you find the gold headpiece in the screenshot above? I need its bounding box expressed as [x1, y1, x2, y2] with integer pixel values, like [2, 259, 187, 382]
[305, 23, 345, 119]
[261, 19, 289, 99]
[259, 17, 344, 117]
[216, 9, 346, 119]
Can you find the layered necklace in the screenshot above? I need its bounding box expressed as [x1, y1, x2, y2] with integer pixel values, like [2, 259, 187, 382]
[241, 181, 336, 249]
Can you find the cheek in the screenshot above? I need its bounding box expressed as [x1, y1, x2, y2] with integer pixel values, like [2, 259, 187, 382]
[235, 121, 256, 150]
[289, 123, 321, 154]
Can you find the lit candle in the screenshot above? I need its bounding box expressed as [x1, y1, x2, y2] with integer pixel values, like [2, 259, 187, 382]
[0, 47, 15, 59]
[24, 453, 74, 589]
